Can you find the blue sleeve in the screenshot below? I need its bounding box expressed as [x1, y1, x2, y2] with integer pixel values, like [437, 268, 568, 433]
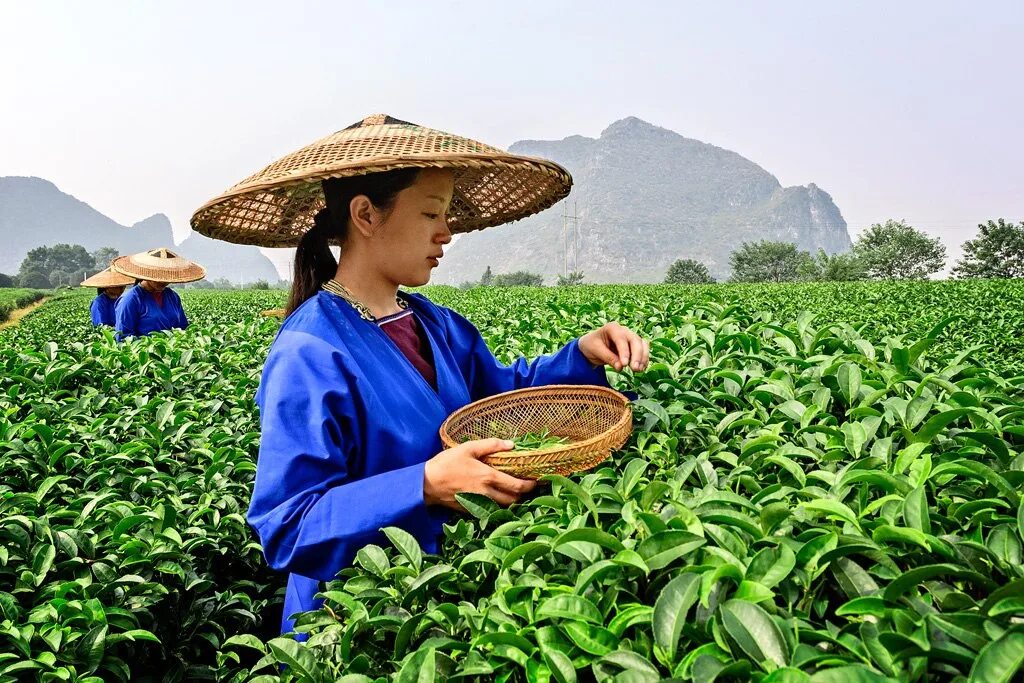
[247, 332, 430, 582]
[172, 291, 188, 329]
[442, 307, 609, 401]
[114, 294, 139, 341]
[90, 297, 104, 326]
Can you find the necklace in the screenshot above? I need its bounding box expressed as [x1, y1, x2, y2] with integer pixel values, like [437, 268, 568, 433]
[321, 279, 407, 322]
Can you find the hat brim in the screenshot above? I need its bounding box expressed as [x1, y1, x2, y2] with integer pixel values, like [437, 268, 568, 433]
[111, 254, 206, 283]
[80, 267, 135, 288]
[191, 153, 570, 248]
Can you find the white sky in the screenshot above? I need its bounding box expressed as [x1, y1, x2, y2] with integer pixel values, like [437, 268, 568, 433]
[2, 1, 1022, 272]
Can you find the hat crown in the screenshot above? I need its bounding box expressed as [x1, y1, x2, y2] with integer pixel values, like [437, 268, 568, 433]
[346, 113, 415, 130]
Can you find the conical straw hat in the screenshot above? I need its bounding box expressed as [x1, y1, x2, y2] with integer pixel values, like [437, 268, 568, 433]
[111, 248, 206, 284]
[80, 266, 135, 288]
[190, 114, 572, 247]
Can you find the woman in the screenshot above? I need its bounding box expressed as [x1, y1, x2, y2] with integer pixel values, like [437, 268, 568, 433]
[190, 114, 650, 634]
[111, 248, 205, 338]
[80, 266, 133, 326]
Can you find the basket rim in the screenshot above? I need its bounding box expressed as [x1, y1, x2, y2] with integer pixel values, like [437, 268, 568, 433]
[438, 383, 632, 460]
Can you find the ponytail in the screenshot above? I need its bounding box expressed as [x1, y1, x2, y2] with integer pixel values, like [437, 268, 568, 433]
[288, 208, 338, 313]
[286, 168, 421, 314]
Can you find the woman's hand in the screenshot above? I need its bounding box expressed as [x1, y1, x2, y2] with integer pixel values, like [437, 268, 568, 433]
[579, 322, 651, 372]
[424, 438, 537, 511]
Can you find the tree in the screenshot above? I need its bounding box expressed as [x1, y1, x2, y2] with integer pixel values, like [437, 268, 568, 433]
[18, 243, 96, 287]
[664, 259, 715, 284]
[952, 219, 1024, 279]
[0, 273, 14, 288]
[557, 271, 586, 286]
[853, 219, 946, 280]
[798, 249, 868, 282]
[480, 266, 494, 286]
[19, 269, 51, 289]
[729, 241, 812, 283]
[90, 246, 120, 270]
[492, 271, 544, 287]
[251, 279, 270, 290]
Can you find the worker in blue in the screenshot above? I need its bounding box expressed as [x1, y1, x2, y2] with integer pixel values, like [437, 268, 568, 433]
[79, 266, 133, 327]
[189, 114, 651, 635]
[110, 248, 206, 339]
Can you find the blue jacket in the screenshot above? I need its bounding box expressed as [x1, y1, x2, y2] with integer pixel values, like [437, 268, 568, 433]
[248, 291, 610, 633]
[114, 286, 187, 339]
[90, 294, 117, 326]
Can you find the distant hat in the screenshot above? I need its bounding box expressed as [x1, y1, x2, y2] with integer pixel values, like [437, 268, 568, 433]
[112, 248, 206, 284]
[190, 113, 572, 247]
[80, 266, 134, 288]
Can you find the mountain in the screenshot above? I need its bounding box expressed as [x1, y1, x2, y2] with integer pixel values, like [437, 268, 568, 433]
[432, 117, 851, 283]
[0, 176, 280, 283]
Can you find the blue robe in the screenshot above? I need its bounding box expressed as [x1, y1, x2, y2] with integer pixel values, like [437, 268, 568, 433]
[114, 286, 188, 339]
[248, 291, 611, 634]
[90, 294, 117, 326]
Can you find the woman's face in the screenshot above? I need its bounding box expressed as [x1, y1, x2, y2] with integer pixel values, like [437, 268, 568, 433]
[365, 168, 454, 287]
[141, 280, 168, 293]
[104, 286, 125, 299]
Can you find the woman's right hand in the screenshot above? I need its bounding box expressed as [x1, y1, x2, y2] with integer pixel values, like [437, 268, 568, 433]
[423, 438, 538, 511]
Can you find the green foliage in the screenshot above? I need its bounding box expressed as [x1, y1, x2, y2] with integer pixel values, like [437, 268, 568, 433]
[89, 248, 120, 271]
[798, 249, 868, 282]
[854, 220, 946, 280]
[18, 244, 95, 288]
[492, 271, 545, 287]
[953, 219, 1024, 279]
[557, 271, 586, 287]
[481, 266, 494, 287]
[0, 289, 48, 323]
[0, 273, 15, 288]
[251, 279, 271, 290]
[730, 241, 811, 283]
[664, 259, 715, 285]
[4, 282, 1024, 681]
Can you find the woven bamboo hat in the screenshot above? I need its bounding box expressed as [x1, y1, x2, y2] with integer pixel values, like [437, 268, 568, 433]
[111, 248, 206, 284]
[80, 266, 134, 288]
[189, 114, 572, 247]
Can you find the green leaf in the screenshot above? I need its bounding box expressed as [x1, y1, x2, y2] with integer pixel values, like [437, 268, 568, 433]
[801, 499, 861, 530]
[396, 647, 436, 683]
[455, 492, 499, 520]
[542, 648, 577, 683]
[653, 572, 700, 660]
[733, 580, 774, 604]
[78, 625, 107, 674]
[969, 628, 1024, 683]
[836, 597, 889, 618]
[809, 665, 891, 682]
[719, 599, 790, 671]
[268, 638, 318, 679]
[553, 528, 625, 553]
[883, 563, 997, 602]
[746, 544, 796, 589]
[537, 595, 602, 625]
[837, 363, 862, 407]
[902, 486, 930, 534]
[561, 622, 617, 656]
[383, 526, 423, 571]
[637, 530, 705, 570]
[355, 544, 390, 576]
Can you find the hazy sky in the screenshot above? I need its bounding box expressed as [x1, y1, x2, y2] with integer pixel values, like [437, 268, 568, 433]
[2, 1, 1022, 271]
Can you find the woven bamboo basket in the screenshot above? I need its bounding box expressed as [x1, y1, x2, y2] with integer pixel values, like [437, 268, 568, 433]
[260, 308, 286, 319]
[439, 385, 633, 479]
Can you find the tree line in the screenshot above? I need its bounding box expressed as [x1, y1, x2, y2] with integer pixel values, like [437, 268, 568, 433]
[665, 218, 1024, 284]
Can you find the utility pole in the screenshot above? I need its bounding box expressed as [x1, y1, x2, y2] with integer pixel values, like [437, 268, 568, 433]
[561, 201, 581, 277]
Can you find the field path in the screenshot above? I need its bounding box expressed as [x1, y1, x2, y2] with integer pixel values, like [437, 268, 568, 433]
[0, 297, 50, 330]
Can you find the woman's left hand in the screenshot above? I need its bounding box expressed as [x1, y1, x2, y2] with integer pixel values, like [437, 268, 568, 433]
[578, 322, 650, 372]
